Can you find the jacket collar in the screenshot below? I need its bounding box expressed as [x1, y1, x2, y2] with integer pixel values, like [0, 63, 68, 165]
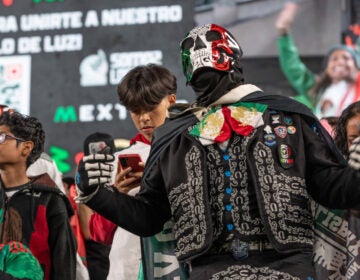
[168, 84, 263, 120]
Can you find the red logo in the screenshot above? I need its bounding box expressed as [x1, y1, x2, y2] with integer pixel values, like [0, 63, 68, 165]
[2, 0, 14, 7]
[5, 64, 22, 80]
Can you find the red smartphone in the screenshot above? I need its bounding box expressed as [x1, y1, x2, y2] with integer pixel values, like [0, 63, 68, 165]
[118, 154, 144, 173]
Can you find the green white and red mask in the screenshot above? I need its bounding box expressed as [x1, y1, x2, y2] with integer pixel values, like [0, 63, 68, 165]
[180, 23, 243, 83]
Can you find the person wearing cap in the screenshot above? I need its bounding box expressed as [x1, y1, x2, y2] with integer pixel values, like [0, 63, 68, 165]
[276, 2, 360, 119]
[76, 23, 360, 279]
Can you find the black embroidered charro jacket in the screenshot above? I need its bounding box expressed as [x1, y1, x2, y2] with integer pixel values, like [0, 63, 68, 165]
[85, 85, 360, 263]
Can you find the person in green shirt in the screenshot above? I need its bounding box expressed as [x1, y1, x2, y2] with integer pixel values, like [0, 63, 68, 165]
[276, 2, 360, 119]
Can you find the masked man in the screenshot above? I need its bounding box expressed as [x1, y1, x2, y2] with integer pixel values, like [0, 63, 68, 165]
[76, 24, 360, 279]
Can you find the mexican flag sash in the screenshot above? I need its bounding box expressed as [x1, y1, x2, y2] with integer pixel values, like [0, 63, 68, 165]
[190, 101, 267, 145]
[141, 220, 186, 280]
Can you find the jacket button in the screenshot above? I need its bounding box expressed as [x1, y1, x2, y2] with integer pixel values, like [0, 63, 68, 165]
[227, 224, 234, 231]
[226, 204, 232, 211]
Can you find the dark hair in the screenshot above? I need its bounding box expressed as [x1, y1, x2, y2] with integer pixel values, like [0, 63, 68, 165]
[334, 101, 360, 157]
[322, 116, 339, 128]
[308, 73, 331, 103]
[117, 64, 177, 114]
[62, 176, 75, 186]
[0, 112, 45, 167]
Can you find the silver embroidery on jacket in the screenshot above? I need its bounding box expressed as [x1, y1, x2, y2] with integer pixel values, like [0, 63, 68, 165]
[206, 134, 264, 241]
[253, 142, 313, 245]
[209, 264, 300, 280]
[168, 145, 207, 257]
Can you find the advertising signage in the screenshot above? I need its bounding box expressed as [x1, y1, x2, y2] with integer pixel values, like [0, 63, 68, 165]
[0, 0, 194, 175]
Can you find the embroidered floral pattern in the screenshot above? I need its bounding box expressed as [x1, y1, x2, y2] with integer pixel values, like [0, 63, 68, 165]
[190, 102, 267, 145]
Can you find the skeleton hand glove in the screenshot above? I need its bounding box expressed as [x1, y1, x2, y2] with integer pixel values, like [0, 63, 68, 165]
[349, 136, 360, 170]
[75, 153, 115, 196]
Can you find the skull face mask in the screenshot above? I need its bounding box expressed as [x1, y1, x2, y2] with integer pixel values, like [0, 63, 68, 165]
[180, 23, 243, 83]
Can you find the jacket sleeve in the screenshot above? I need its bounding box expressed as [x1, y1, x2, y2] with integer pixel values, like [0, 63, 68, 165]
[86, 160, 171, 237]
[277, 34, 317, 109]
[302, 118, 360, 209]
[89, 212, 117, 245]
[47, 194, 77, 280]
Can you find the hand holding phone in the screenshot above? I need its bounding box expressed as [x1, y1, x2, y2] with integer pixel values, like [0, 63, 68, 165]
[116, 154, 144, 194]
[118, 154, 144, 172]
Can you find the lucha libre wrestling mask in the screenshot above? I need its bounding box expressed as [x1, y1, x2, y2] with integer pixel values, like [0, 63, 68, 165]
[180, 23, 243, 83]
